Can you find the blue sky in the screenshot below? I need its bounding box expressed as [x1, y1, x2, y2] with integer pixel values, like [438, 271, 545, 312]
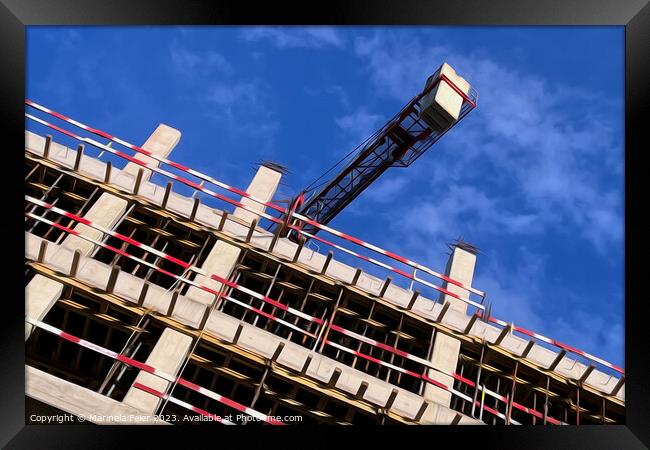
[26, 26, 624, 368]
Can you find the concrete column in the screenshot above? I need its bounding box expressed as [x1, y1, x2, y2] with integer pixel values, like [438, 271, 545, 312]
[60, 195, 129, 256]
[423, 244, 477, 407]
[25, 125, 181, 338]
[122, 124, 181, 180]
[439, 245, 477, 314]
[233, 165, 282, 224]
[184, 240, 241, 305]
[122, 328, 193, 414]
[25, 277, 65, 339]
[183, 165, 282, 305]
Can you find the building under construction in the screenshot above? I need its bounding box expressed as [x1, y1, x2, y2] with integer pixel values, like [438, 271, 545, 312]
[24, 63, 625, 425]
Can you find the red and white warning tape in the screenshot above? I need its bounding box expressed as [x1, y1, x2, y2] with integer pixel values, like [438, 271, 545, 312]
[25, 209, 316, 338]
[25, 100, 486, 301]
[25, 316, 284, 425]
[24, 195, 624, 383]
[480, 314, 624, 375]
[330, 324, 435, 370]
[24, 111, 484, 311]
[292, 217, 484, 297]
[291, 228, 485, 310]
[325, 339, 423, 379]
[131, 382, 234, 424]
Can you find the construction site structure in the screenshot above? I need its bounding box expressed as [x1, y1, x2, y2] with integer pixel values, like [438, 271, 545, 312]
[23, 67, 624, 424]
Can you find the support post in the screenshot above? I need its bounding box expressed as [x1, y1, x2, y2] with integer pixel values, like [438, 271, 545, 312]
[424, 242, 478, 408]
[233, 165, 282, 224]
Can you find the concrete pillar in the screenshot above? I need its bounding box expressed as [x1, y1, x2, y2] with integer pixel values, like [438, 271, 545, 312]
[233, 165, 282, 224]
[183, 165, 283, 305]
[423, 244, 477, 407]
[423, 333, 461, 407]
[60, 195, 129, 256]
[122, 328, 193, 414]
[440, 245, 477, 314]
[25, 125, 181, 339]
[25, 277, 65, 339]
[184, 240, 241, 305]
[122, 124, 181, 181]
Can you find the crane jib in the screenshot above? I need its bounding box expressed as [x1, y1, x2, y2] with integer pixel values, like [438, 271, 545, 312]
[292, 65, 477, 238]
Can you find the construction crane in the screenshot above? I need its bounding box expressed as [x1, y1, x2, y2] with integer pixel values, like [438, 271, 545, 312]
[280, 62, 478, 242]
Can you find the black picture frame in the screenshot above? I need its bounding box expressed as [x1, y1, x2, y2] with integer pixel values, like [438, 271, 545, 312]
[1, 1, 648, 448]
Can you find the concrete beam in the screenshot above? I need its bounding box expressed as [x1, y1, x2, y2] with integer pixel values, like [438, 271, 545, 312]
[233, 165, 282, 224]
[122, 328, 193, 414]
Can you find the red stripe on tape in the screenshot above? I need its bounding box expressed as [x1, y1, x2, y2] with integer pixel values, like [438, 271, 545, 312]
[117, 354, 156, 373]
[133, 382, 164, 398]
[59, 331, 81, 344]
[178, 378, 201, 392]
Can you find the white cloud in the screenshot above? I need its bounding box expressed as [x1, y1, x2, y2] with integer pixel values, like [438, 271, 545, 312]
[474, 247, 547, 329]
[203, 79, 279, 144]
[305, 84, 351, 109]
[345, 31, 623, 366]
[363, 176, 410, 204]
[335, 108, 384, 143]
[400, 184, 543, 247]
[205, 80, 259, 109]
[241, 26, 345, 49]
[353, 33, 448, 100]
[170, 41, 232, 79]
